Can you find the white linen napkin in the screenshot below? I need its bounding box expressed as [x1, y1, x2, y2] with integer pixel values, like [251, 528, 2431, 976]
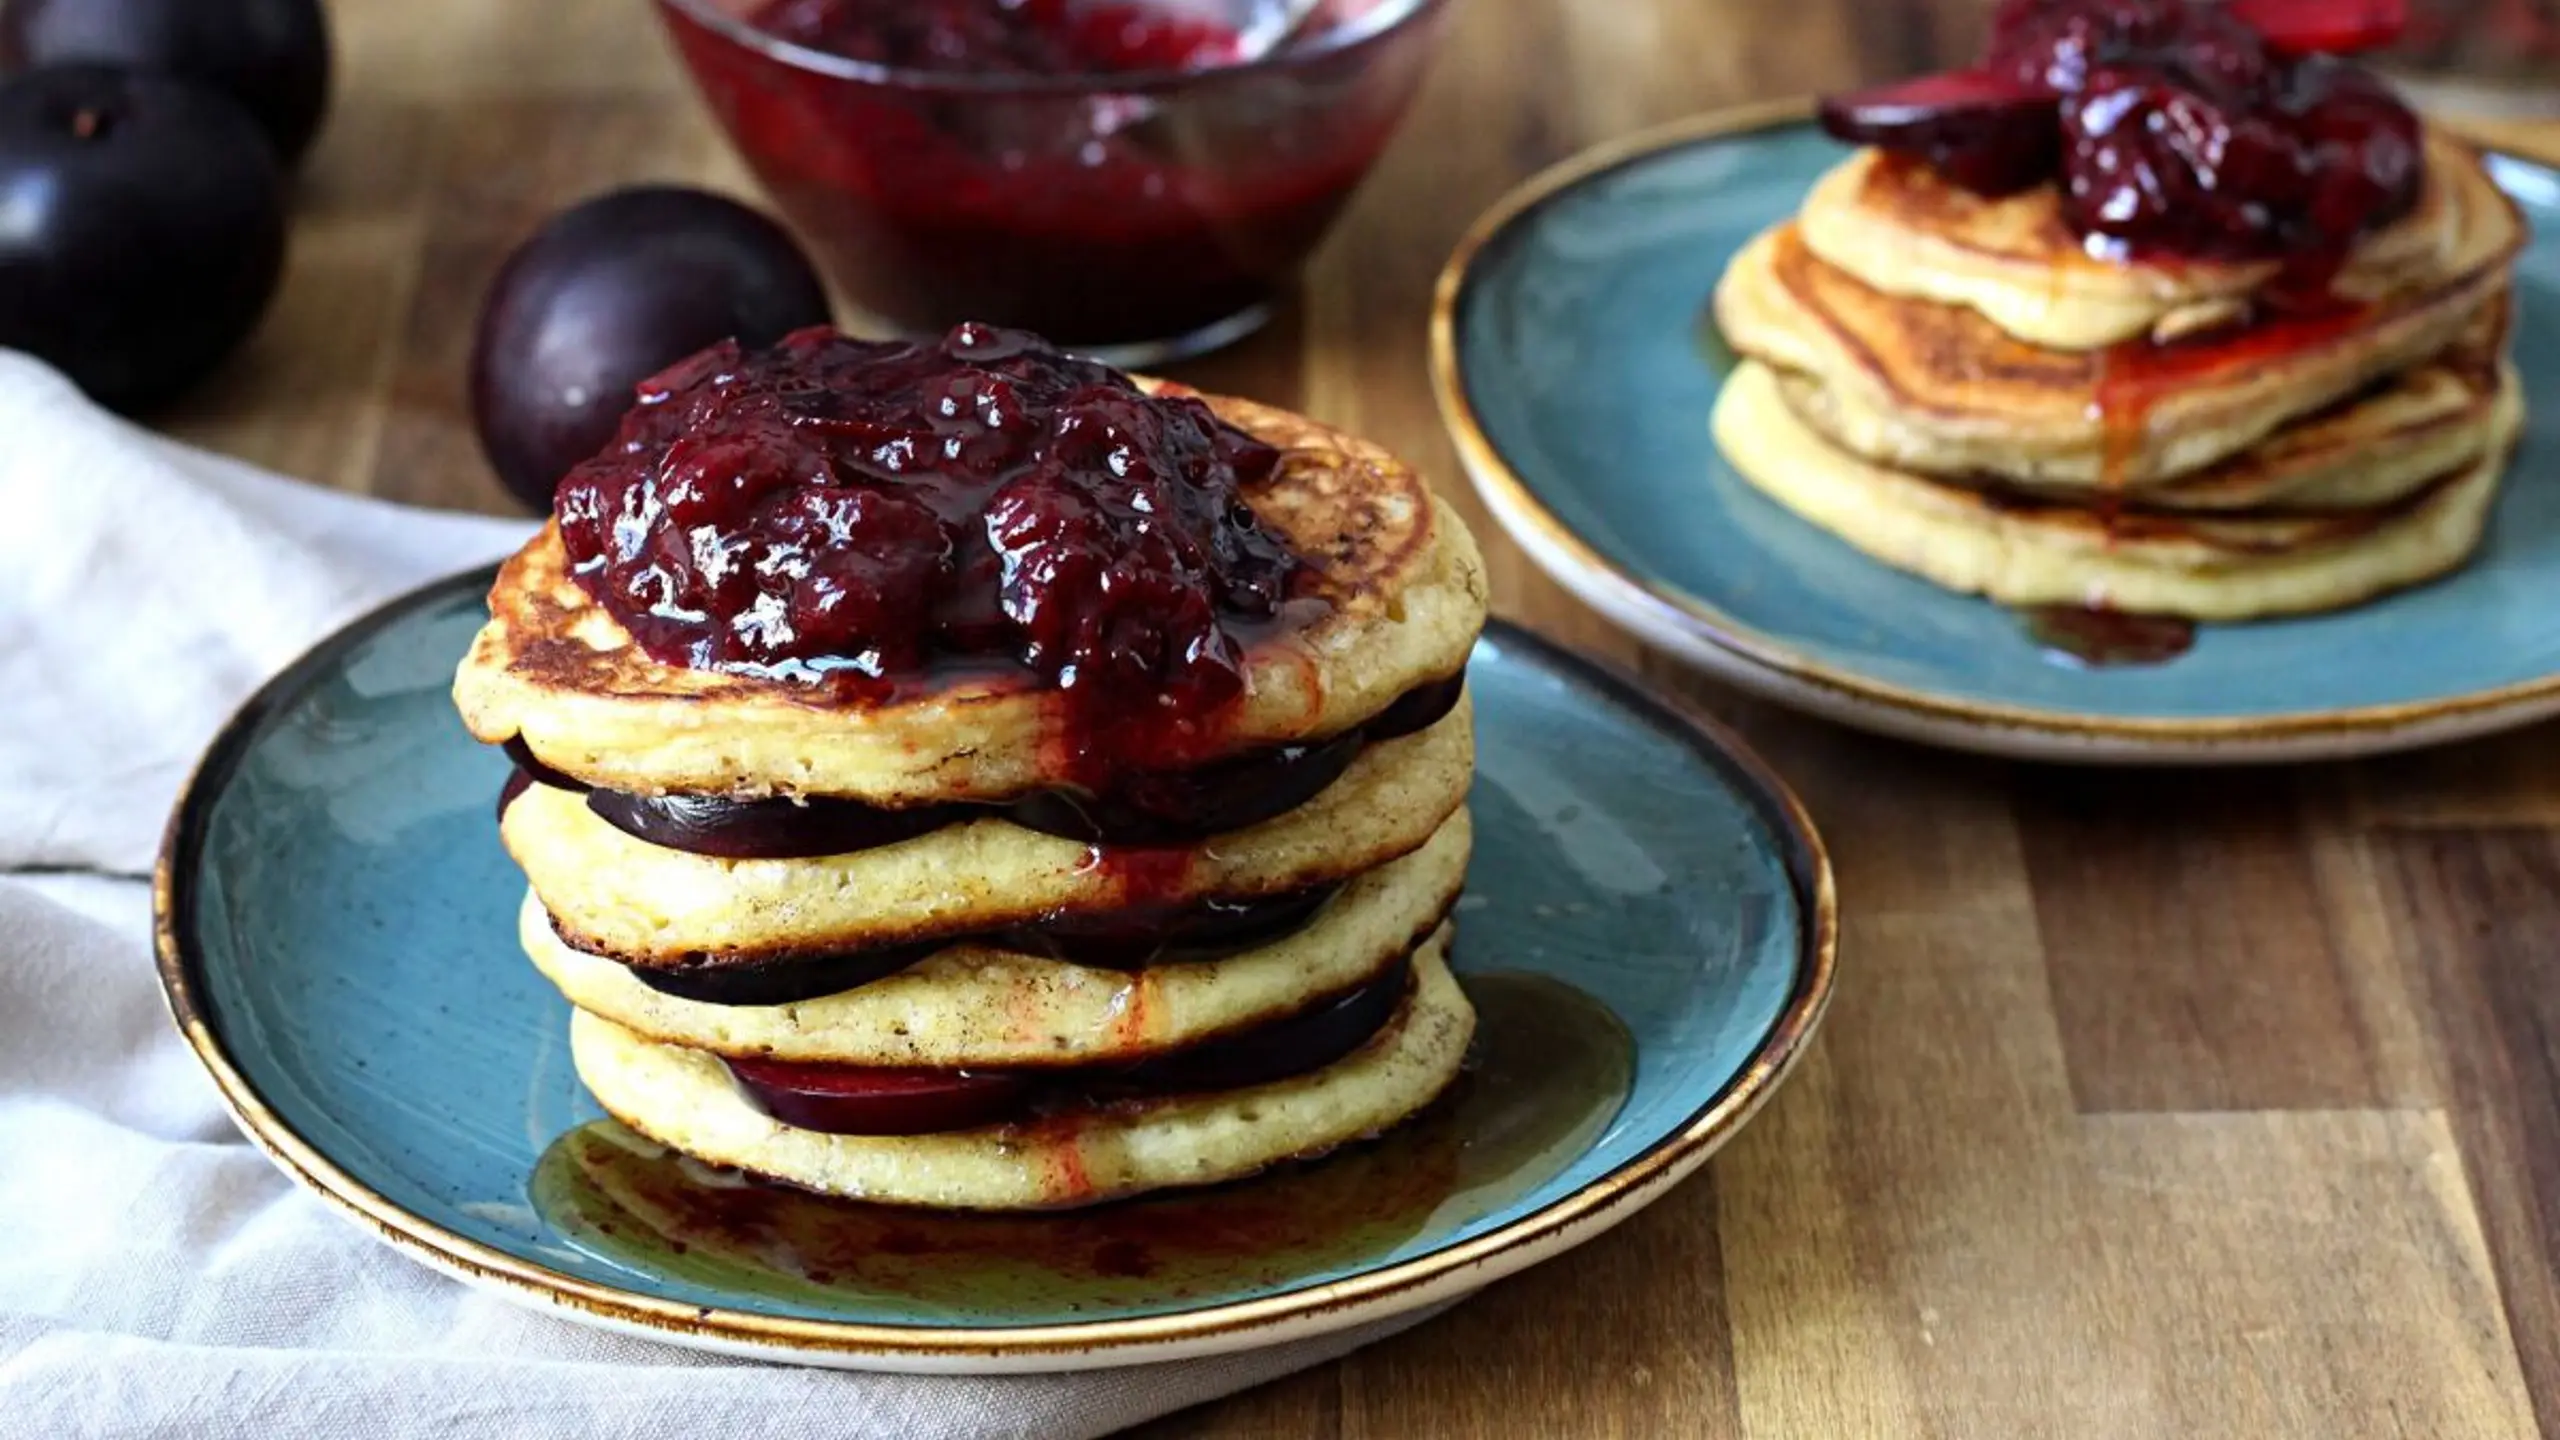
[0, 351, 1438, 1436]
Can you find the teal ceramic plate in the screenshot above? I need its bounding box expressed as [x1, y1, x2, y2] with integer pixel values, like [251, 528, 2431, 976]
[154, 569, 1835, 1374]
[1434, 104, 2560, 763]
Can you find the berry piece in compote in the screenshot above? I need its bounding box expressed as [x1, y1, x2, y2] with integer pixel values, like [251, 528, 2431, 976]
[1819, 0, 2424, 267]
[2227, 0, 2409, 57]
[1816, 68, 2058, 196]
[551, 323, 1307, 774]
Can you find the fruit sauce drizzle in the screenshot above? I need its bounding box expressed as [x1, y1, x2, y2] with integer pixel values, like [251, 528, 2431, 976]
[1818, 0, 2425, 667]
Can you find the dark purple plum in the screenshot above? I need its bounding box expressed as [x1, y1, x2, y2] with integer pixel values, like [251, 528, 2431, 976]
[1117, 956, 1410, 1093]
[0, 0, 330, 166]
[0, 64, 284, 413]
[725, 1058, 1031, 1136]
[468, 187, 832, 513]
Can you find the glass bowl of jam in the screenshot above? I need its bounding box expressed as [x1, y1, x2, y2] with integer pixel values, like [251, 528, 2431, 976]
[654, 0, 1450, 364]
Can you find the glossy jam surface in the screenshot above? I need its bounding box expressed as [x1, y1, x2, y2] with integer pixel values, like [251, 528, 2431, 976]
[1820, 0, 2423, 265]
[656, 0, 1440, 349]
[530, 971, 1632, 1301]
[556, 324, 1304, 768]
[754, 0, 1245, 75]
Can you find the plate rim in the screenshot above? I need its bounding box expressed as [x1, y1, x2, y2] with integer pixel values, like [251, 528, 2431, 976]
[1429, 99, 2560, 758]
[151, 566, 1839, 1369]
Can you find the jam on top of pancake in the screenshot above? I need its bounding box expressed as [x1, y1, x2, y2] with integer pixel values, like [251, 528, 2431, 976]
[1819, 0, 2423, 267]
[752, 0, 1247, 75]
[552, 323, 1306, 739]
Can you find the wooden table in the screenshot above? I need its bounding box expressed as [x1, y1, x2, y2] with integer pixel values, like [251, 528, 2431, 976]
[169, 0, 2560, 1433]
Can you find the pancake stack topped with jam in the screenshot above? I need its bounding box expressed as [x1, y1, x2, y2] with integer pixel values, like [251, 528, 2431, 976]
[453, 323, 1489, 1211]
[1712, 0, 2529, 632]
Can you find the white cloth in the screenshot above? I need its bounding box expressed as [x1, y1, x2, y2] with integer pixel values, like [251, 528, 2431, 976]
[0, 352, 1439, 1436]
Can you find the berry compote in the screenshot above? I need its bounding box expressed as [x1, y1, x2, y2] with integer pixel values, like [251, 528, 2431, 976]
[552, 322, 1308, 777]
[1821, 0, 2425, 268]
[653, 0, 1445, 358]
[753, 0, 1246, 74]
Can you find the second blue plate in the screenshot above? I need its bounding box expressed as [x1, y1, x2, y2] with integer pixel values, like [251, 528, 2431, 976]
[1434, 105, 2560, 762]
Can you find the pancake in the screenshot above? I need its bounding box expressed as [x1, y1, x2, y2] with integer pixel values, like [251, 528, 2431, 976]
[1713, 145, 2524, 491]
[569, 931, 1475, 1211]
[523, 808, 1470, 1066]
[1768, 342, 2506, 515]
[1797, 131, 2480, 351]
[1712, 359, 2524, 621]
[507, 700, 1474, 966]
[453, 385, 1490, 804]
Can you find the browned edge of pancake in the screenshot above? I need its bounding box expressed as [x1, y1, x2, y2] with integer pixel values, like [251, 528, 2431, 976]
[479, 383, 1441, 721]
[1762, 301, 2510, 529]
[574, 889, 1464, 1069]
[1840, 130, 2474, 294]
[1762, 218, 2522, 426]
[580, 957, 1456, 1215]
[530, 787, 1471, 970]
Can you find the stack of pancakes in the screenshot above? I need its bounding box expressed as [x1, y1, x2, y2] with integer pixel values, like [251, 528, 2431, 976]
[1713, 129, 2529, 619]
[453, 391, 1492, 1212]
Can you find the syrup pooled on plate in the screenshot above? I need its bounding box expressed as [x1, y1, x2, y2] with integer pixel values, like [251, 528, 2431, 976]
[529, 973, 1632, 1311]
[2020, 603, 2200, 667]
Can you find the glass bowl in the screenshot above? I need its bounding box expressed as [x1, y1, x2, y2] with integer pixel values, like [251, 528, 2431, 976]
[654, 0, 1450, 364]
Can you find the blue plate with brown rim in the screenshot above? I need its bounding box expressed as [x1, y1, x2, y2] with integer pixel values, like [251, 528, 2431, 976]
[1433, 102, 2560, 764]
[152, 566, 1835, 1374]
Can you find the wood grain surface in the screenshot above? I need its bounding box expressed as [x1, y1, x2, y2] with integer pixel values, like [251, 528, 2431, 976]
[164, 0, 2560, 1433]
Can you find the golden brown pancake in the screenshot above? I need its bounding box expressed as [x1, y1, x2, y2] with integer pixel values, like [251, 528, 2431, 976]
[1713, 144, 2524, 491]
[453, 385, 1489, 804]
[522, 808, 1471, 1067]
[1797, 131, 2481, 351]
[1768, 338, 2506, 515]
[1714, 358, 2523, 620]
[507, 703, 1474, 967]
[569, 931, 1476, 1211]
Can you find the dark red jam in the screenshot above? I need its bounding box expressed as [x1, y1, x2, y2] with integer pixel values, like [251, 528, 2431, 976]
[554, 323, 1309, 779]
[754, 0, 1246, 75]
[1819, 0, 2423, 268]
[654, 0, 1439, 350]
[720, 952, 1411, 1135]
